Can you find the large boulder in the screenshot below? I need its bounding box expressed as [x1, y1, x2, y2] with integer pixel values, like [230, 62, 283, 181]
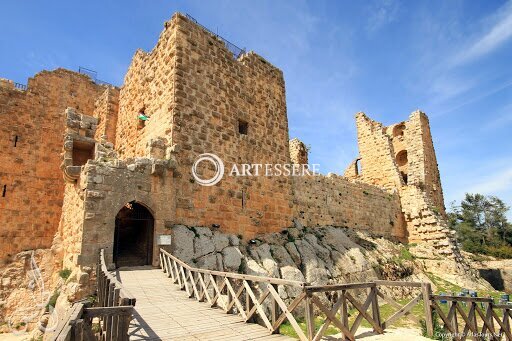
[222, 246, 242, 272]
[254, 244, 279, 278]
[194, 234, 214, 259]
[212, 232, 230, 252]
[171, 225, 195, 264]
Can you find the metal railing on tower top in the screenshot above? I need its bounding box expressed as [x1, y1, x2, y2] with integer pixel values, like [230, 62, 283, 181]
[185, 14, 246, 59]
[78, 66, 113, 87]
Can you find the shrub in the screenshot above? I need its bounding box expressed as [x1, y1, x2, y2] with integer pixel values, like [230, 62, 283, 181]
[59, 268, 72, 280]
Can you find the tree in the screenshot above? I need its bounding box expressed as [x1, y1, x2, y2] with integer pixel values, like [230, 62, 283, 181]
[449, 193, 512, 258]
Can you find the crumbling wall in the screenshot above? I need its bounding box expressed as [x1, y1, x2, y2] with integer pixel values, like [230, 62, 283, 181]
[293, 175, 406, 240]
[0, 70, 105, 262]
[355, 112, 403, 189]
[354, 110, 456, 255]
[289, 138, 308, 165]
[399, 186, 457, 255]
[401, 112, 445, 214]
[343, 158, 361, 180]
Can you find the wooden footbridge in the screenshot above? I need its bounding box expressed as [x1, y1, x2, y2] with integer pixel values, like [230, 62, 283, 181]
[50, 249, 512, 341]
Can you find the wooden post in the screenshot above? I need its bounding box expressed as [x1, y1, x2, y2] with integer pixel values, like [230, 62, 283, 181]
[504, 308, 510, 333]
[73, 319, 84, 341]
[341, 289, 349, 339]
[305, 293, 315, 341]
[106, 282, 115, 339]
[212, 275, 218, 308]
[112, 287, 121, 341]
[452, 301, 459, 337]
[226, 277, 232, 313]
[245, 281, 253, 323]
[421, 282, 434, 337]
[271, 283, 279, 334]
[371, 286, 381, 330]
[118, 297, 131, 341]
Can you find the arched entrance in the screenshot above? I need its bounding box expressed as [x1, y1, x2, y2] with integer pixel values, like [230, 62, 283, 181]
[113, 202, 154, 268]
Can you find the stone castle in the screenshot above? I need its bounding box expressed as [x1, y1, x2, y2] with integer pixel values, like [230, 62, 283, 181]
[0, 13, 458, 272]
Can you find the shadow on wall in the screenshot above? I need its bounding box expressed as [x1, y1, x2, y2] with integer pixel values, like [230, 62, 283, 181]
[479, 269, 505, 291]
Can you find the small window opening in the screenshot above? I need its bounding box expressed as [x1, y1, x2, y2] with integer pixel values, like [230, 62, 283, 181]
[2, 185, 6, 197]
[396, 150, 408, 167]
[72, 141, 95, 167]
[238, 120, 248, 135]
[137, 108, 149, 129]
[401, 172, 408, 184]
[393, 123, 405, 137]
[355, 158, 362, 175]
[14, 135, 18, 147]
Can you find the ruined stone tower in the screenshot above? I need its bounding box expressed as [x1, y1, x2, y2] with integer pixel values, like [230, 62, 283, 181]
[350, 111, 457, 255]
[289, 138, 309, 165]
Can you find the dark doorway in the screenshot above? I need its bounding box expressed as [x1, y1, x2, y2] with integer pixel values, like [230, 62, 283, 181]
[114, 202, 154, 268]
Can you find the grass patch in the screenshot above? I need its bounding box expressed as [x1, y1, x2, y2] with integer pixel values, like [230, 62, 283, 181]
[280, 275, 508, 340]
[46, 290, 60, 311]
[59, 268, 72, 280]
[280, 316, 339, 338]
[398, 247, 414, 261]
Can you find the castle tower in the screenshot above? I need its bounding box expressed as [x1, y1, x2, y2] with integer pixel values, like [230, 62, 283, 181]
[113, 13, 294, 237]
[352, 111, 457, 256]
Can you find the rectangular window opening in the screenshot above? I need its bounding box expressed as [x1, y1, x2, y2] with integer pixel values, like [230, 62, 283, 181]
[14, 135, 18, 147]
[238, 120, 248, 135]
[2, 185, 6, 197]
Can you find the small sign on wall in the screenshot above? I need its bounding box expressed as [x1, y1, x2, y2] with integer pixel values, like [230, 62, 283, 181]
[157, 234, 172, 245]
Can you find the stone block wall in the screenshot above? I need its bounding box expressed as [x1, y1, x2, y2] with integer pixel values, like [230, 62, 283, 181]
[355, 113, 404, 189]
[293, 174, 406, 240]
[0, 69, 105, 262]
[399, 185, 455, 249]
[94, 87, 120, 144]
[57, 155, 176, 268]
[114, 20, 178, 158]
[170, 14, 293, 237]
[114, 13, 294, 238]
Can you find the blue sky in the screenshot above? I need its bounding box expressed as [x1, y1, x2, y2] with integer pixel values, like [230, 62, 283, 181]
[1, 0, 511, 213]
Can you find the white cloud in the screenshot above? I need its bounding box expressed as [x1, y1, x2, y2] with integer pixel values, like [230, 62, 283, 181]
[467, 166, 512, 195]
[451, 1, 512, 66]
[432, 78, 512, 117]
[366, 0, 400, 33]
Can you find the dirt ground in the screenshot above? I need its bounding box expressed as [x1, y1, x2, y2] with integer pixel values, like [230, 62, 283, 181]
[324, 327, 430, 340]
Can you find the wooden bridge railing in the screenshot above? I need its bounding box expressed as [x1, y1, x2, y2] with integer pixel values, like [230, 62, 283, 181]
[429, 294, 512, 341]
[159, 248, 308, 338]
[159, 248, 437, 341]
[50, 249, 136, 341]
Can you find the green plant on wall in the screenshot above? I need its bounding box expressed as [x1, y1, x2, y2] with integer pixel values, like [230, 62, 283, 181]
[59, 268, 72, 280]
